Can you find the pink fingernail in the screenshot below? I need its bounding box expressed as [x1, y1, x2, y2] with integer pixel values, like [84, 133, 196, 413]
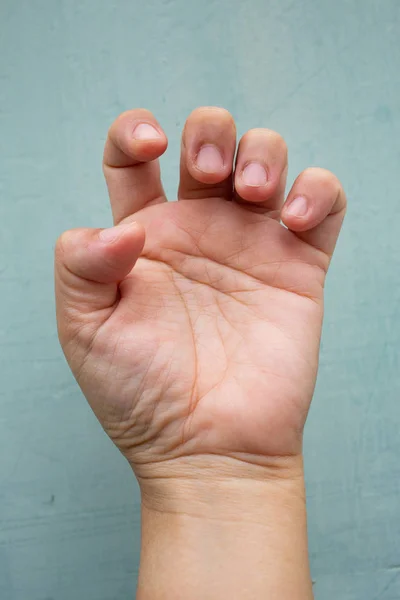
[285, 196, 308, 217]
[99, 223, 131, 243]
[196, 145, 224, 173]
[132, 123, 162, 140]
[242, 163, 267, 187]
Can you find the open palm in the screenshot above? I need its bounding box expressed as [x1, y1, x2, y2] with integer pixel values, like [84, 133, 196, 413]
[55, 107, 345, 477]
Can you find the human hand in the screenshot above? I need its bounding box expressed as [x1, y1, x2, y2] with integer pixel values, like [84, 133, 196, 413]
[55, 107, 346, 484]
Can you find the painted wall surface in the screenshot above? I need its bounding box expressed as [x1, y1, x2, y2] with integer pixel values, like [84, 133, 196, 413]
[1, 1, 399, 598]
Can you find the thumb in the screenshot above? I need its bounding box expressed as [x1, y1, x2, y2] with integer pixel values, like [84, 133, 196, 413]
[55, 221, 145, 344]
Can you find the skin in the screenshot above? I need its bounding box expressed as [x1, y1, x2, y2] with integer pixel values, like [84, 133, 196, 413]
[55, 106, 346, 599]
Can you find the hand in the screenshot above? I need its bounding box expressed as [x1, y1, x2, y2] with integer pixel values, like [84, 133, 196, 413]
[55, 107, 346, 482]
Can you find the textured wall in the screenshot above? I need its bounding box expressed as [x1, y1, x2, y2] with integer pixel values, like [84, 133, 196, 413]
[1, 1, 399, 598]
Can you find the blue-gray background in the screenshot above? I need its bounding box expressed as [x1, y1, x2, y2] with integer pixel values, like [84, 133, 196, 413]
[1, 1, 399, 598]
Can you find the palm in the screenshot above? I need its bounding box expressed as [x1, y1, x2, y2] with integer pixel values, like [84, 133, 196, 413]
[77, 197, 325, 463]
[56, 107, 345, 471]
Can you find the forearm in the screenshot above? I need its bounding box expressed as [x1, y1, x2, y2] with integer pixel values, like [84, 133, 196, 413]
[136, 456, 313, 600]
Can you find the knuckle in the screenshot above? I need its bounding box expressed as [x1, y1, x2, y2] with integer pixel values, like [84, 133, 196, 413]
[272, 132, 288, 156]
[302, 167, 341, 188]
[55, 230, 70, 262]
[265, 129, 287, 150]
[186, 106, 235, 128]
[301, 167, 346, 208]
[241, 128, 288, 157]
[55, 229, 85, 266]
[109, 109, 156, 139]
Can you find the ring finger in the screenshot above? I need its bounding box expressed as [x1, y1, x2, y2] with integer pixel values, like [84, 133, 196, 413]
[234, 128, 288, 215]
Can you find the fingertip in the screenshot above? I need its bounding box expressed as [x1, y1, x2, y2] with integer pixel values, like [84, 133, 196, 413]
[282, 168, 346, 233]
[190, 143, 232, 184]
[98, 221, 146, 267]
[130, 123, 168, 161]
[281, 195, 312, 231]
[132, 122, 163, 141]
[123, 127, 168, 165]
[180, 106, 236, 190]
[233, 129, 288, 211]
[282, 167, 346, 257]
[96, 221, 145, 283]
[234, 162, 272, 204]
[105, 109, 168, 168]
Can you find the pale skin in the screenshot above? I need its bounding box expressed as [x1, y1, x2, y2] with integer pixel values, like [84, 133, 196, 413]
[55, 107, 346, 599]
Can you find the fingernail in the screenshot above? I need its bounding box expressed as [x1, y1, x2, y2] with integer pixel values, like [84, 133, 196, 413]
[132, 123, 162, 140]
[242, 162, 267, 186]
[196, 144, 224, 173]
[285, 196, 308, 217]
[99, 223, 132, 243]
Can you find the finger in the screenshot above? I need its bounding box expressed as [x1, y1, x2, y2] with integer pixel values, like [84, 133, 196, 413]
[55, 222, 145, 344]
[103, 109, 168, 224]
[281, 168, 346, 257]
[178, 106, 236, 200]
[234, 128, 288, 216]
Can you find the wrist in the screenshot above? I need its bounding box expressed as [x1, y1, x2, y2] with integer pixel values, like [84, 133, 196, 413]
[137, 453, 306, 520]
[136, 454, 313, 600]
